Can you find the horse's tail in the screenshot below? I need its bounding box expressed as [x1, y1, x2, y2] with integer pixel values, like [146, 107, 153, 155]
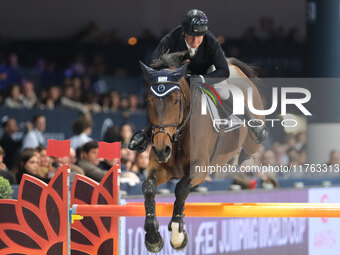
[227, 58, 257, 78]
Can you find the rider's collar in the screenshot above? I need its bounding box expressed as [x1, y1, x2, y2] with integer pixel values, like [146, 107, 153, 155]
[185, 39, 198, 57]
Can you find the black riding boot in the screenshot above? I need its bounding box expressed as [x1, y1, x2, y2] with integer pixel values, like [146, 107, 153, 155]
[221, 97, 269, 143]
[128, 123, 152, 152]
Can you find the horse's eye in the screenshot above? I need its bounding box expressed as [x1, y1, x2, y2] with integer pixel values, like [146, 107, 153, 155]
[174, 99, 179, 105]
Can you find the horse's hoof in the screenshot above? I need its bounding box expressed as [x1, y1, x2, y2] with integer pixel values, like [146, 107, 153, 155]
[170, 229, 188, 251]
[145, 232, 164, 253]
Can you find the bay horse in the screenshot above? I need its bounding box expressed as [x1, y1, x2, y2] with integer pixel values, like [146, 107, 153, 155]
[139, 51, 265, 253]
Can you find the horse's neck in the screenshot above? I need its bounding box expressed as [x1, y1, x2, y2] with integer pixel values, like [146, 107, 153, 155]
[180, 78, 190, 111]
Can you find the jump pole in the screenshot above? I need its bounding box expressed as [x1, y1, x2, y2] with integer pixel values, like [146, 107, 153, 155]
[72, 202, 340, 218]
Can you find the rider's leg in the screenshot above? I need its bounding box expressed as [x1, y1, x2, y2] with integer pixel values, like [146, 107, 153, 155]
[214, 80, 269, 143]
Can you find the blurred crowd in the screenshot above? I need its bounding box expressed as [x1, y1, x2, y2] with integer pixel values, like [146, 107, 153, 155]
[0, 22, 333, 191]
[228, 131, 340, 189]
[0, 112, 339, 191]
[0, 23, 305, 113]
[0, 114, 150, 186]
[0, 52, 145, 115]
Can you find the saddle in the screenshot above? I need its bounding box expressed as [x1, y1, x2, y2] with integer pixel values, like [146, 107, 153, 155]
[199, 84, 243, 133]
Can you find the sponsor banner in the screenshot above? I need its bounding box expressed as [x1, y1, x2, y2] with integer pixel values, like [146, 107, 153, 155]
[308, 187, 340, 255]
[124, 189, 308, 255]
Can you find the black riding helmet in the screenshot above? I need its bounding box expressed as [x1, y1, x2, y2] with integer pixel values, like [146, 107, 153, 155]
[181, 9, 208, 36]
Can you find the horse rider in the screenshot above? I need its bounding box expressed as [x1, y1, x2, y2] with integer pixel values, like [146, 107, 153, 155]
[128, 9, 268, 152]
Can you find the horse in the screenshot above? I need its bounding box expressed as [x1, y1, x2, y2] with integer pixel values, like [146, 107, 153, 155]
[139, 51, 265, 253]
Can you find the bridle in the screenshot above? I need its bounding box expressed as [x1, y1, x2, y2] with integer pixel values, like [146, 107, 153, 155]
[149, 80, 190, 145]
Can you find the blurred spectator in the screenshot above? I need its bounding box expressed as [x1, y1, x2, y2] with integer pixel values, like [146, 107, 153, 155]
[272, 142, 289, 166]
[120, 97, 130, 111]
[327, 150, 340, 166]
[130, 149, 149, 182]
[121, 147, 136, 171]
[0, 147, 7, 171]
[128, 93, 140, 112]
[77, 141, 106, 182]
[16, 148, 50, 184]
[40, 61, 61, 88]
[37, 89, 48, 107]
[33, 149, 42, 174]
[261, 150, 278, 187]
[7, 53, 22, 84]
[89, 54, 107, 76]
[287, 148, 300, 164]
[299, 146, 307, 164]
[0, 145, 16, 184]
[36, 145, 50, 178]
[0, 64, 10, 90]
[4, 84, 25, 108]
[87, 94, 102, 113]
[103, 125, 121, 143]
[70, 148, 77, 165]
[0, 117, 22, 170]
[109, 90, 120, 111]
[70, 116, 93, 149]
[101, 95, 111, 112]
[120, 123, 133, 148]
[33, 58, 46, 74]
[60, 85, 88, 114]
[120, 145, 148, 185]
[22, 115, 46, 150]
[52, 151, 85, 176]
[98, 158, 119, 171]
[8, 53, 19, 69]
[285, 135, 297, 150]
[43, 86, 61, 109]
[261, 150, 276, 166]
[21, 79, 38, 108]
[296, 131, 306, 152]
[120, 171, 141, 186]
[70, 77, 83, 102]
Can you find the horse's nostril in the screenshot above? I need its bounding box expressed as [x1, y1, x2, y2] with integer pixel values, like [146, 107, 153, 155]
[164, 146, 171, 155]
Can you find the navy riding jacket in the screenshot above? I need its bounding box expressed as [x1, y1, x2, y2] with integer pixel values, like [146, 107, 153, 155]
[151, 26, 230, 79]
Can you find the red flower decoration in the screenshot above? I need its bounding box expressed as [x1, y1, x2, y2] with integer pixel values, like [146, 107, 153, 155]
[0, 165, 68, 254]
[71, 165, 118, 255]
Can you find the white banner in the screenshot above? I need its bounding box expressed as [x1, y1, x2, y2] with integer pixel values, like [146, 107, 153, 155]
[308, 187, 340, 255]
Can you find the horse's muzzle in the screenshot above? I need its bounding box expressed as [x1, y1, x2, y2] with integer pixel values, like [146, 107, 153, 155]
[152, 145, 172, 163]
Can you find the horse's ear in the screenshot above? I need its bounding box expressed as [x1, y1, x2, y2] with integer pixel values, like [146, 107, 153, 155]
[139, 61, 158, 82]
[173, 62, 189, 79]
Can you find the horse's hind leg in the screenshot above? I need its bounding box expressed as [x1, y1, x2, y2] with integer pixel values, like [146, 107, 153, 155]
[168, 176, 192, 250]
[143, 170, 164, 253]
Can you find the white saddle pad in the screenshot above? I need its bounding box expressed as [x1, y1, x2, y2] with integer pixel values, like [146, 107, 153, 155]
[204, 93, 243, 133]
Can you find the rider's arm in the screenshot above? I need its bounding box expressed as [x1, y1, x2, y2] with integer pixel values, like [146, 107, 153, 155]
[203, 40, 230, 79]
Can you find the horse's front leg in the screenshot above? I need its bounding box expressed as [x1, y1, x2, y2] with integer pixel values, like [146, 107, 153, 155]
[143, 169, 164, 253]
[168, 176, 192, 250]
